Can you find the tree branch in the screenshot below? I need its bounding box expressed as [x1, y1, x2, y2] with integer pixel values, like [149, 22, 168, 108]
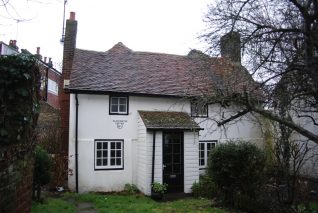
[251, 106, 318, 144]
[217, 108, 250, 126]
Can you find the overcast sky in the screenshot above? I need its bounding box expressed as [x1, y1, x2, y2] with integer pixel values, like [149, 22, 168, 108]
[0, 0, 211, 70]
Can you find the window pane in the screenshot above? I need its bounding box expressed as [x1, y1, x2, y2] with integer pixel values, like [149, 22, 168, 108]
[111, 158, 115, 166]
[111, 142, 115, 149]
[103, 142, 108, 149]
[111, 105, 118, 113]
[95, 140, 123, 169]
[207, 143, 212, 150]
[200, 150, 204, 158]
[103, 159, 107, 165]
[97, 142, 101, 149]
[200, 159, 205, 166]
[116, 142, 121, 149]
[116, 158, 121, 166]
[111, 97, 119, 105]
[119, 104, 126, 112]
[119, 98, 126, 105]
[191, 102, 207, 116]
[199, 143, 204, 151]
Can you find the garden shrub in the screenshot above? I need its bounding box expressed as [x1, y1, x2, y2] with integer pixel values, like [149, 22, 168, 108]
[207, 141, 266, 208]
[192, 174, 218, 199]
[33, 146, 52, 200]
[124, 183, 139, 194]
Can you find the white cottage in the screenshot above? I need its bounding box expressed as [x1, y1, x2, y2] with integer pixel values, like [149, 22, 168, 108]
[61, 13, 262, 195]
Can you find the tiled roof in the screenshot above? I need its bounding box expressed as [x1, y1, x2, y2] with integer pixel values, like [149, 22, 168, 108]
[69, 42, 256, 97]
[138, 111, 201, 130]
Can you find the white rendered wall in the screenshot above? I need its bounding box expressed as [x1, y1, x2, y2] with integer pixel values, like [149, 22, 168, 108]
[68, 93, 263, 193]
[291, 110, 318, 178]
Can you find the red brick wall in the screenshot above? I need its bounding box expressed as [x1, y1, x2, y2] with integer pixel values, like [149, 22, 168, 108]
[59, 13, 77, 153]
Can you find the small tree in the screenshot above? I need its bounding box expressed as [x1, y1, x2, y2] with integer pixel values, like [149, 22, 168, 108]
[33, 146, 51, 201]
[208, 141, 266, 208]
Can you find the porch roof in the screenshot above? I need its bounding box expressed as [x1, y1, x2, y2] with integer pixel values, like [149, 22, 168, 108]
[138, 111, 202, 130]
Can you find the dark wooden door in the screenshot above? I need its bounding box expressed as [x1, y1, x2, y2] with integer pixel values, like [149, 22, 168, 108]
[163, 132, 184, 193]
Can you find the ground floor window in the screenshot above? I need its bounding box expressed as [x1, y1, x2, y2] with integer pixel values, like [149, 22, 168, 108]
[94, 139, 124, 170]
[199, 140, 217, 169]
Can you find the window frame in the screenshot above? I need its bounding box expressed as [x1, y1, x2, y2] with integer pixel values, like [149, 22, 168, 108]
[199, 140, 217, 169]
[191, 101, 208, 118]
[47, 79, 58, 95]
[94, 139, 124, 170]
[109, 95, 129, 115]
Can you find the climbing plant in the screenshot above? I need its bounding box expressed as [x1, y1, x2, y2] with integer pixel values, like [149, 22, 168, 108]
[0, 54, 40, 145]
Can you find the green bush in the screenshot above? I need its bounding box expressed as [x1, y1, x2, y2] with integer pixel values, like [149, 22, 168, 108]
[151, 182, 168, 194]
[33, 146, 52, 200]
[192, 175, 218, 198]
[124, 184, 138, 194]
[207, 141, 266, 207]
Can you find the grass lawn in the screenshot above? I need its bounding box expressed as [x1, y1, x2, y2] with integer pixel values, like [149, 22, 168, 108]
[32, 192, 228, 213]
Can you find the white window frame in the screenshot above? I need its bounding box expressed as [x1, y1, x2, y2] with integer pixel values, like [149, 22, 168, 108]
[48, 79, 58, 95]
[199, 140, 217, 169]
[109, 96, 128, 115]
[94, 139, 124, 170]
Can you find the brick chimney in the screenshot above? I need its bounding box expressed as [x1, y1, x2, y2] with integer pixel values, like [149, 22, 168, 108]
[220, 31, 241, 63]
[9, 40, 18, 50]
[59, 11, 77, 153]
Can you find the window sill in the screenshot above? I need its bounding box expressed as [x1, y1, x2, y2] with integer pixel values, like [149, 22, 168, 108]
[109, 112, 129, 115]
[94, 167, 124, 171]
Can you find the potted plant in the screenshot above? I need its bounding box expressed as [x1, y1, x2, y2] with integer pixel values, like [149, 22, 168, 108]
[151, 182, 168, 201]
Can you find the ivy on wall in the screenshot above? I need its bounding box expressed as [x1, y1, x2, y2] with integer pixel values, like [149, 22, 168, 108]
[0, 54, 40, 145]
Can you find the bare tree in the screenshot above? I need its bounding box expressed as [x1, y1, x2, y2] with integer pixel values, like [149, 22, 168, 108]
[201, 0, 318, 144]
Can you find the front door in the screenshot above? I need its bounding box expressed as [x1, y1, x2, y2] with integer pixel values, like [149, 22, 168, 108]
[163, 132, 184, 193]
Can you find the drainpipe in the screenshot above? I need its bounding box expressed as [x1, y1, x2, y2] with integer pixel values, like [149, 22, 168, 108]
[151, 131, 156, 191]
[75, 93, 79, 193]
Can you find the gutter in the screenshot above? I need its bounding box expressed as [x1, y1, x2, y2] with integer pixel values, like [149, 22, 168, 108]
[151, 131, 156, 191]
[75, 93, 79, 193]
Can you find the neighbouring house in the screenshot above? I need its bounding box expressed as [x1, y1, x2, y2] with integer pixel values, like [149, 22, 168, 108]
[0, 40, 61, 109]
[61, 12, 263, 195]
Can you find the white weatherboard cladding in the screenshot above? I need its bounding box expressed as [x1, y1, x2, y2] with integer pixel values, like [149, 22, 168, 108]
[68, 93, 263, 193]
[184, 131, 199, 193]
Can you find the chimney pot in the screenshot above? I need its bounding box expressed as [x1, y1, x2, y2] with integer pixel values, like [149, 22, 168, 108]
[36, 47, 40, 55]
[70, 12, 76, 21]
[48, 57, 53, 67]
[44, 57, 47, 63]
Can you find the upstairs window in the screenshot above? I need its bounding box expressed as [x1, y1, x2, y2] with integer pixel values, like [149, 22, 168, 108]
[48, 79, 58, 95]
[95, 139, 124, 170]
[109, 96, 128, 115]
[191, 101, 208, 117]
[199, 140, 217, 169]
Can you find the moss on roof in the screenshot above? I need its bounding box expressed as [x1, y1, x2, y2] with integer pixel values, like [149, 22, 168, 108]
[138, 111, 201, 130]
